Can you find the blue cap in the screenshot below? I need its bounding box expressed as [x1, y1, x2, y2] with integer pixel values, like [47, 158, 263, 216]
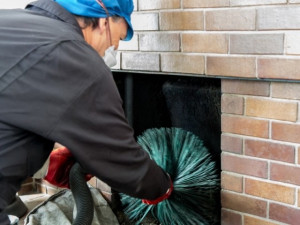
[54, 0, 134, 41]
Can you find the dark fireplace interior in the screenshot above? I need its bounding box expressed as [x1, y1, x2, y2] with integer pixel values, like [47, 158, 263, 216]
[113, 72, 221, 169]
[113, 72, 222, 224]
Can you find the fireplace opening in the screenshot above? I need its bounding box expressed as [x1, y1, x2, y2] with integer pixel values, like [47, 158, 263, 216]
[113, 72, 221, 224]
[113, 72, 221, 169]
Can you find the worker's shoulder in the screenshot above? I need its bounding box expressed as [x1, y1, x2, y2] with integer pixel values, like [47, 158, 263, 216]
[0, 8, 83, 43]
[0, 8, 110, 82]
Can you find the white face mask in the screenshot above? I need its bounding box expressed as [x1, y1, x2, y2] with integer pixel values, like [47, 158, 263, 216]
[103, 46, 117, 68]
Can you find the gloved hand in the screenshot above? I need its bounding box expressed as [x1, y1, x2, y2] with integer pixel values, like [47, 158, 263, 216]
[142, 174, 173, 205]
[44, 147, 93, 189]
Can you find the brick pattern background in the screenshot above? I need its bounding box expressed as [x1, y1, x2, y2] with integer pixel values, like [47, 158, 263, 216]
[113, 0, 300, 81]
[221, 80, 300, 225]
[10, 1, 299, 224]
[116, 2, 300, 222]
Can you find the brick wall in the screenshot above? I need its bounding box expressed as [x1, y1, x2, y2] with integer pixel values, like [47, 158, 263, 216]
[16, 1, 300, 224]
[114, 1, 300, 225]
[221, 80, 300, 225]
[115, 0, 300, 81]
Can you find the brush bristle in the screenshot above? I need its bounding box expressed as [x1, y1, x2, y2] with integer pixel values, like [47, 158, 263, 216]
[121, 127, 220, 225]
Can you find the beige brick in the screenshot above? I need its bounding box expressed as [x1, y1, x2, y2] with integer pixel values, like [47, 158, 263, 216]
[244, 215, 282, 225]
[18, 183, 36, 195]
[258, 58, 300, 80]
[161, 53, 205, 74]
[139, 33, 180, 52]
[221, 134, 243, 154]
[38, 179, 60, 193]
[222, 80, 270, 96]
[269, 203, 300, 224]
[131, 13, 158, 31]
[118, 34, 138, 51]
[298, 147, 300, 165]
[286, 32, 300, 55]
[298, 103, 300, 123]
[221, 209, 242, 225]
[231, 0, 286, 6]
[222, 115, 269, 138]
[22, 177, 34, 185]
[206, 9, 256, 31]
[183, 0, 230, 8]
[160, 11, 204, 31]
[133, 0, 137, 11]
[246, 97, 298, 122]
[221, 94, 244, 115]
[139, 0, 180, 10]
[222, 190, 267, 217]
[258, 6, 300, 30]
[0, 1, 34, 9]
[272, 122, 300, 144]
[230, 33, 284, 54]
[46, 186, 61, 195]
[36, 183, 47, 194]
[245, 178, 295, 204]
[222, 153, 268, 178]
[298, 189, 300, 207]
[245, 139, 295, 163]
[207, 56, 256, 78]
[272, 82, 300, 100]
[182, 33, 228, 53]
[221, 172, 243, 193]
[121, 52, 160, 71]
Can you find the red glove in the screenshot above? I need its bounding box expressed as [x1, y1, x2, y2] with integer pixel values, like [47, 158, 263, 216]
[44, 147, 93, 189]
[142, 175, 173, 205]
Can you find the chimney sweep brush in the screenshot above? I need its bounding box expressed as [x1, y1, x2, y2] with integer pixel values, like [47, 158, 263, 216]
[121, 127, 220, 225]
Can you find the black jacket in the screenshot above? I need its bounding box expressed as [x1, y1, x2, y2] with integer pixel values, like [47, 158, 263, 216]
[0, 0, 169, 206]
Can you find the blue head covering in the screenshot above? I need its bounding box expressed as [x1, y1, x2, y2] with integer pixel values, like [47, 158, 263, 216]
[54, 0, 134, 41]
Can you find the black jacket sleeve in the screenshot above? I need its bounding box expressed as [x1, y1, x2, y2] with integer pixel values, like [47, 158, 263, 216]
[41, 41, 170, 200]
[0, 0, 169, 202]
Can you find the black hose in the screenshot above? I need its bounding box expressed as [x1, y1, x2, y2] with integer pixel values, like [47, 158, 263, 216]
[69, 162, 94, 225]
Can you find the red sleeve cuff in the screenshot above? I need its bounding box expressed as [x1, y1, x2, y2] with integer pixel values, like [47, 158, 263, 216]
[142, 175, 173, 205]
